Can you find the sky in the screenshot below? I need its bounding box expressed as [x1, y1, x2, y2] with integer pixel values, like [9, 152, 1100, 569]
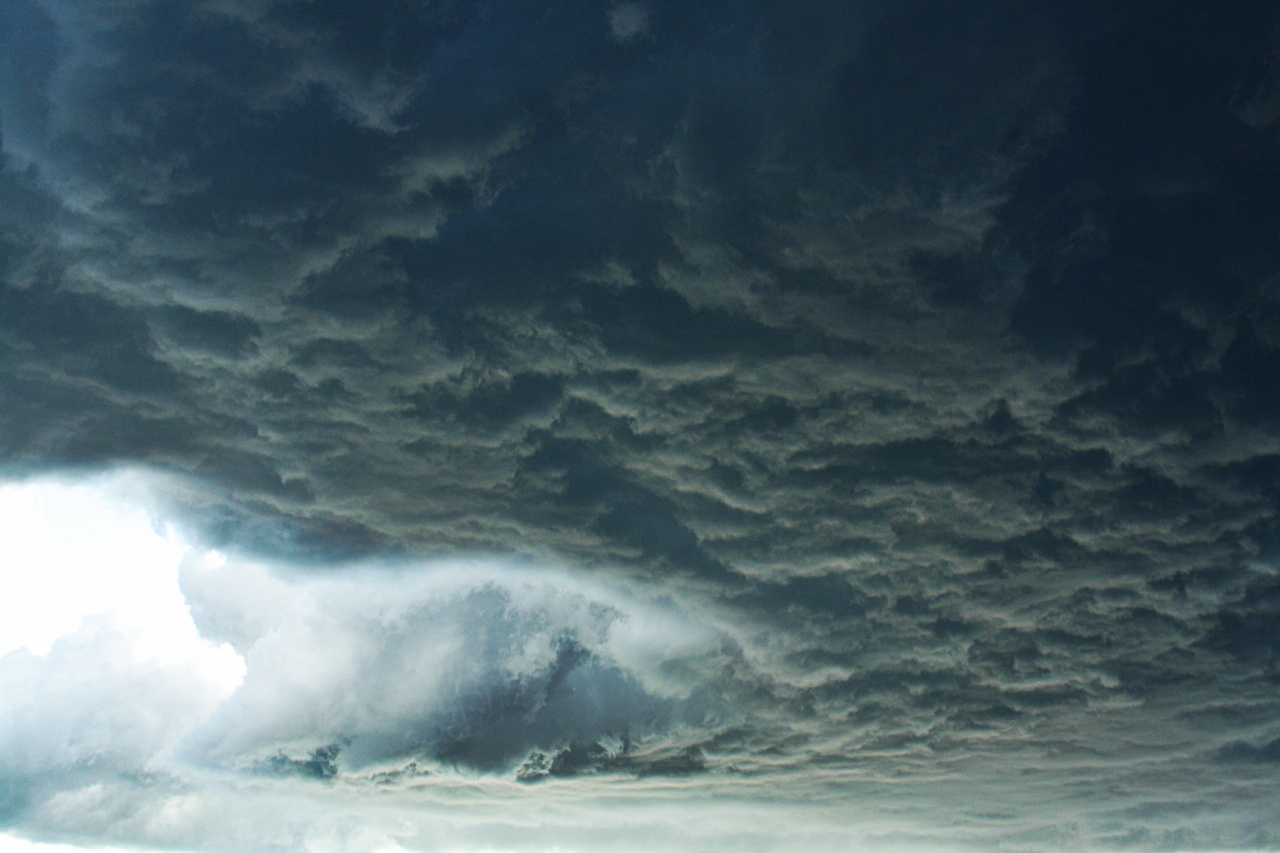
[1, 0, 1279, 851]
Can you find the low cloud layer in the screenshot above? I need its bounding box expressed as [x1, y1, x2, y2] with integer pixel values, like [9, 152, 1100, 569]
[2, 0, 1280, 851]
[180, 559, 727, 775]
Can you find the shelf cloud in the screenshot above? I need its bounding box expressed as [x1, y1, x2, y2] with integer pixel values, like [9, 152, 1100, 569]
[2, 0, 1279, 851]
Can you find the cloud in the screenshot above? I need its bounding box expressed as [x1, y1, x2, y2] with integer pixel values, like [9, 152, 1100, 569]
[609, 3, 652, 42]
[0, 474, 749, 849]
[0, 620, 228, 801]
[2, 0, 1280, 851]
[181, 562, 730, 774]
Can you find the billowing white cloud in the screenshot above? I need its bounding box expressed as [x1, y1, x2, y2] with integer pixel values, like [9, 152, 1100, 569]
[0, 471, 749, 851]
[0, 471, 243, 677]
[0, 472, 245, 840]
[180, 560, 728, 772]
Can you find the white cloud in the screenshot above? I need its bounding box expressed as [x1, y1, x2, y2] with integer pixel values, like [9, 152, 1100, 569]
[0, 471, 246, 804]
[0, 471, 243, 687]
[178, 561, 727, 771]
[0, 470, 740, 850]
[0, 834, 188, 853]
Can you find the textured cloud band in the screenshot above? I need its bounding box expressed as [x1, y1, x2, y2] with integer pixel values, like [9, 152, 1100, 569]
[2, 0, 1280, 851]
[179, 558, 728, 776]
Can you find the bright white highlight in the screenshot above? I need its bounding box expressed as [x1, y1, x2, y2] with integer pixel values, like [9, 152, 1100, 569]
[0, 471, 737, 853]
[0, 835, 185, 853]
[0, 471, 244, 691]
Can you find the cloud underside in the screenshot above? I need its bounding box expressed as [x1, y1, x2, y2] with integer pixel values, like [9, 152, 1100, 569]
[2, 0, 1280, 850]
[7, 547, 1280, 853]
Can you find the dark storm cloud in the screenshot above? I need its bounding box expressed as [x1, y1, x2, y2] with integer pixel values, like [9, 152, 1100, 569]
[3, 0, 1057, 564]
[4, 0, 1280, 850]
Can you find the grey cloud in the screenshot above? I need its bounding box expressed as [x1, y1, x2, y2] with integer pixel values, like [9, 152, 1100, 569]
[608, 3, 652, 43]
[1218, 737, 1280, 764]
[3, 0, 1280, 850]
[4, 0, 1060, 570]
[256, 743, 341, 780]
[515, 741, 706, 782]
[147, 306, 261, 361]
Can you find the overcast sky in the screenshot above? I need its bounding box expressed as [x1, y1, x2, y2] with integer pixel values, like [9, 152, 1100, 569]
[2, 1, 1280, 851]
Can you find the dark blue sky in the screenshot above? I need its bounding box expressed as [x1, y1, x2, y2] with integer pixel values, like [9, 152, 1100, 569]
[2, 1, 1279, 851]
